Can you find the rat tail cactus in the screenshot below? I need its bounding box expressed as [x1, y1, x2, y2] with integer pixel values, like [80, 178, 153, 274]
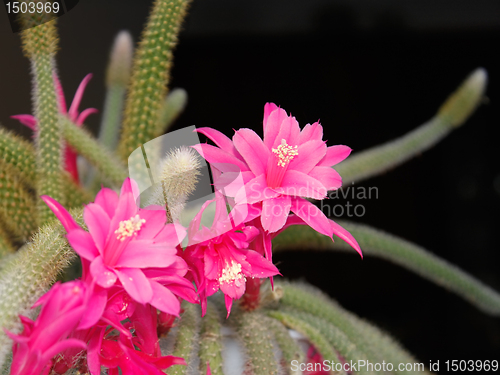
[0, 1, 498, 374]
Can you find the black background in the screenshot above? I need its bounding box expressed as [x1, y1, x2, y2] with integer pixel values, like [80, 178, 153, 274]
[1, 0, 499, 367]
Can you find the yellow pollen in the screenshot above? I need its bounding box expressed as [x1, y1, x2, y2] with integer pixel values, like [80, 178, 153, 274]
[272, 139, 298, 167]
[115, 214, 146, 241]
[219, 260, 246, 284]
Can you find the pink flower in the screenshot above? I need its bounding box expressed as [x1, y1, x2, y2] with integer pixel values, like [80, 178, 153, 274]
[97, 333, 185, 375]
[193, 103, 361, 256]
[12, 74, 98, 183]
[6, 281, 88, 375]
[42, 178, 194, 323]
[182, 194, 279, 317]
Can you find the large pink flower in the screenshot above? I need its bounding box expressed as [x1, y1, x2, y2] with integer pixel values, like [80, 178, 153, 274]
[182, 194, 279, 316]
[12, 74, 98, 183]
[42, 178, 194, 322]
[6, 281, 88, 375]
[193, 103, 361, 255]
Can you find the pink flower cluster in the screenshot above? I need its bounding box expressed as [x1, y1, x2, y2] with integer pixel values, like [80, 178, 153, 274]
[6, 103, 361, 374]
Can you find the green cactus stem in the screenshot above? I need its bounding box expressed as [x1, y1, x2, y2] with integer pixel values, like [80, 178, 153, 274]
[282, 309, 374, 375]
[118, 0, 191, 161]
[99, 31, 133, 151]
[0, 210, 81, 368]
[154, 88, 188, 137]
[0, 224, 14, 261]
[268, 311, 343, 375]
[336, 68, 487, 185]
[0, 127, 37, 184]
[236, 311, 279, 375]
[19, 16, 64, 224]
[198, 302, 224, 375]
[169, 302, 201, 375]
[273, 221, 500, 316]
[278, 282, 428, 375]
[0, 165, 37, 241]
[263, 315, 304, 374]
[61, 117, 128, 188]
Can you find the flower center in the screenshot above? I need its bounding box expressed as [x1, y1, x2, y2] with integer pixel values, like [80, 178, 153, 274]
[272, 139, 298, 167]
[267, 139, 298, 188]
[219, 260, 246, 285]
[115, 215, 146, 241]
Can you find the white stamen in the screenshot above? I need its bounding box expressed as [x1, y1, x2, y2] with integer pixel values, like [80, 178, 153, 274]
[272, 139, 298, 167]
[115, 214, 146, 241]
[219, 260, 246, 285]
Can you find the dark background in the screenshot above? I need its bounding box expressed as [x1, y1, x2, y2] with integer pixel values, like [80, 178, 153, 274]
[1, 0, 500, 368]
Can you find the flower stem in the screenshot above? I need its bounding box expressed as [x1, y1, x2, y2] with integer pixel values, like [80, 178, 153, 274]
[240, 277, 262, 312]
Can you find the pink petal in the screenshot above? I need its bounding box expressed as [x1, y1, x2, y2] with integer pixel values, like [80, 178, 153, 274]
[68, 73, 93, 121]
[84, 203, 111, 253]
[263, 102, 278, 132]
[41, 339, 86, 365]
[76, 108, 98, 125]
[289, 140, 326, 174]
[41, 195, 79, 232]
[115, 268, 153, 304]
[272, 114, 301, 149]
[78, 286, 107, 329]
[244, 249, 280, 278]
[308, 166, 342, 191]
[64, 147, 79, 183]
[261, 195, 291, 233]
[213, 171, 254, 197]
[87, 327, 106, 375]
[94, 187, 119, 219]
[149, 280, 181, 316]
[220, 277, 246, 301]
[290, 197, 332, 238]
[233, 129, 269, 176]
[66, 229, 99, 260]
[224, 294, 234, 318]
[90, 257, 118, 288]
[195, 127, 242, 159]
[115, 241, 177, 268]
[192, 144, 249, 172]
[318, 145, 352, 167]
[11, 114, 37, 130]
[235, 174, 279, 204]
[135, 209, 168, 240]
[299, 121, 323, 143]
[120, 177, 141, 201]
[263, 105, 288, 149]
[330, 220, 362, 258]
[279, 170, 328, 200]
[109, 190, 139, 232]
[154, 222, 186, 246]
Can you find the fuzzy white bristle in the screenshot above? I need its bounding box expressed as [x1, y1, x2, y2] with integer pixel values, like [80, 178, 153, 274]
[147, 146, 201, 221]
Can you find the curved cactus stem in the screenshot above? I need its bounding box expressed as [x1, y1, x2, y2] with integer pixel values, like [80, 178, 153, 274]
[99, 31, 133, 152]
[169, 302, 201, 375]
[61, 117, 128, 188]
[0, 127, 37, 183]
[268, 311, 344, 375]
[236, 311, 279, 375]
[278, 282, 430, 375]
[154, 88, 188, 137]
[336, 68, 487, 185]
[263, 315, 304, 375]
[0, 165, 37, 241]
[20, 15, 64, 225]
[273, 221, 500, 316]
[0, 223, 15, 262]
[281, 309, 375, 375]
[0, 126, 93, 208]
[198, 302, 224, 375]
[118, 0, 192, 161]
[0, 209, 81, 368]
